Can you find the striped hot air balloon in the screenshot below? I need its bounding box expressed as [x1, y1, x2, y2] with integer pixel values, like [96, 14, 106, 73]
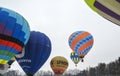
[0, 7, 30, 64]
[68, 31, 94, 62]
[85, 0, 120, 26]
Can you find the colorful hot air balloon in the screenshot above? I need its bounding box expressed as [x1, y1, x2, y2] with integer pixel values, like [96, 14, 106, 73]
[0, 7, 30, 64]
[68, 31, 94, 62]
[50, 56, 69, 76]
[70, 51, 80, 67]
[16, 31, 52, 76]
[85, 0, 120, 26]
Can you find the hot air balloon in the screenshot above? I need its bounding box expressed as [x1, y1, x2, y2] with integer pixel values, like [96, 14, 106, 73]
[0, 7, 30, 65]
[85, 0, 120, 26]
[16, 31, 52, 76]
[68, 31, 94, 62]
[70, 51, 80, 67]
[50, 56, 69, 76]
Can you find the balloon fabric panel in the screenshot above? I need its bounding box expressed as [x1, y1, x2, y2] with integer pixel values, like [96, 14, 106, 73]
[94, 0, 120, 20]
[94, 0, 120, 25]
[94, 7, 120, 26]
[0, 7, 30, 44]
[116, 0, 120, 3]
[84, 0, 120, 26]
[69, 31, 90, 52]
[96, 0, 120, 15]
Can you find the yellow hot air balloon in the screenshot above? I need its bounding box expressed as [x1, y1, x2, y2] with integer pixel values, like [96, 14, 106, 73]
[50, 56, 69, 76]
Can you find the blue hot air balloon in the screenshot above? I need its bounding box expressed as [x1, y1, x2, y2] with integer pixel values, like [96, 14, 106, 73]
[70, 51, 80, 67]
[16, 31, 52, 76]
[0, 7, 30, 64]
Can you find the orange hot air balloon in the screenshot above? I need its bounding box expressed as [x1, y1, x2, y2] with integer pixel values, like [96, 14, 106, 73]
[50, 56, 69, 76]
[68, 31, 94, 62]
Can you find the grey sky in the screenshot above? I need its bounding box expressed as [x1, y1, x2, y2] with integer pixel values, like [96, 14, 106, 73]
[0, 0, 120, 74]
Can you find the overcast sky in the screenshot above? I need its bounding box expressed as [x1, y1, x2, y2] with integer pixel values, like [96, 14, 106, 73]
[0, 0, 120, 74]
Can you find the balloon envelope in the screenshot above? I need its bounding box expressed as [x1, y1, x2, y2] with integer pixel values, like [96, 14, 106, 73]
[85, 0, 120, 26]
[68, 31, 94, 57]
[50, 56, 68, 76]
[0, 7, 30, 64]
[70, 51, 80, 67]
[16, 31, 52, 76]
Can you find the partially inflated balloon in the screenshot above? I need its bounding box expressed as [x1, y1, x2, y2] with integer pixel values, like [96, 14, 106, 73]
[0, 7, 30, 64]
[16, 31, 52, 76]
[85, 0, 120, 26]
[70, 51, 80, 67]
[50, 56, 68, 76]
[68, 31, 94, 62]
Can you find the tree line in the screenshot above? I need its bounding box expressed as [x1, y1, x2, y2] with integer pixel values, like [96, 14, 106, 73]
[1, 57, 120, 76]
